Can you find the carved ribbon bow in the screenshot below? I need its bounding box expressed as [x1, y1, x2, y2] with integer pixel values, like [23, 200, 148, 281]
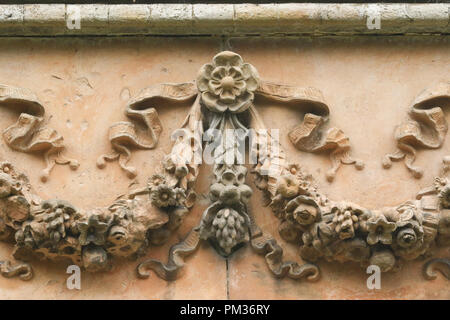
[100, 51, 362, 182]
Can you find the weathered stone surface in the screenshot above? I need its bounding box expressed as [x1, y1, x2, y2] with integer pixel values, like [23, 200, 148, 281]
[0, 4, 448, 36]
[150, 4, 192, 34]
[192, 4, 234, 35]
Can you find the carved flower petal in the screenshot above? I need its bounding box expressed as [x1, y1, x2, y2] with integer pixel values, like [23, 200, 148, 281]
[227, 92, 254, 113]
[229, 66, 243, 80]
[379, 233, 393, 244]
[213, 51, 243, 67]
[246, 76, 259, 92]
[208, 80, 223, 95]
[219, 90, 236, 103]
[232, 86, 242, 97]
[201, 92, 227, 113]
[233, 80, 246, 93]
[211, 66, 227, 81]
[242, 64, 259, 90]
[367, 233, 379, 245]
[196, 64, 214, 92]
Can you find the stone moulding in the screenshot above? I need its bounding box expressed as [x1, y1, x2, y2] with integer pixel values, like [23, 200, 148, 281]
[0, 4, 448, 37]
[0, 51, 448, 285]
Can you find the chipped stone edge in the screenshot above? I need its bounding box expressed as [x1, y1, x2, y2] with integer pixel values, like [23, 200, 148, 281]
[0, 3, 448, 37]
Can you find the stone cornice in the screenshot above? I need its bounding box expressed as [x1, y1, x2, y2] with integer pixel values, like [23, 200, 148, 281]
[0, 3, 448, 37]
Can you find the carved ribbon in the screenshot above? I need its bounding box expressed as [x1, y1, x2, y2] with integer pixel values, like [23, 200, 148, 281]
[0, 260, 33, 281]
[248, 213, 320, 281]
[98, 83, 197, 178]
[422, 258, 450, 280]
[383, 82, 450, 178]
[136, 226, 201, 281]
[0, 85, 78, 182]
[256, 81, 364, 182]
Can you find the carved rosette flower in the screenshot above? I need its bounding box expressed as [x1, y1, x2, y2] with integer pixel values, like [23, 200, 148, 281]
[197, 51, 259, 113]
[150, 184, 176, 208]
[77, 213, 109, 246]
[366, 214, 397, 245]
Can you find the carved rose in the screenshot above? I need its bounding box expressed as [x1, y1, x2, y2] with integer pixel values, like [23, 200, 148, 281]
[285, 196, 319, 226]
[197, 51, 259, 113]
[396, 228, 419, 248]
[366, 214, 397, 245]
[395, 220, 424, 249]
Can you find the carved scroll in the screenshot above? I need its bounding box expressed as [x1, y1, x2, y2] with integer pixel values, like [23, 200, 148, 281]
[423, 258, 450, 280]
[0, 85, 78, 182]
[383, 82, 450, 178]
[98, 83, 197, 178]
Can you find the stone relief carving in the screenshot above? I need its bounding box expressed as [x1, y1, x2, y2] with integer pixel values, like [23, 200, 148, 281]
[0, 85, 79, 182]
[383, 82, 450, 178]
[137, 51, 448, 282]
[0, 51, 448, 283]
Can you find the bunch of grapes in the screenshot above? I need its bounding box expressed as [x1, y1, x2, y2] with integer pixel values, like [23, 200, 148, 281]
[212, 208, 247, 255]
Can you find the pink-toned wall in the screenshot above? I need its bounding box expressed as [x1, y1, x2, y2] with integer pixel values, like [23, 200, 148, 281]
[0, 36, 448, 299]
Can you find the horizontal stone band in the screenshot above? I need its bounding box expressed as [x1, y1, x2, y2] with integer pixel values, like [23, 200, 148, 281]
[0, 3, 448, 36]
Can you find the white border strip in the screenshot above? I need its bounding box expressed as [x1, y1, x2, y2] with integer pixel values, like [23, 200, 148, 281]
[0, 3, 448, 36]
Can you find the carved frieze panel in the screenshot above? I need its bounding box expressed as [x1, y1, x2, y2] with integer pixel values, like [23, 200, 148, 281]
[0, 49, 448, 289]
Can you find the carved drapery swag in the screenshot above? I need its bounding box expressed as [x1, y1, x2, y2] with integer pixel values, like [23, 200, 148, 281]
[0, 51, 448, 283]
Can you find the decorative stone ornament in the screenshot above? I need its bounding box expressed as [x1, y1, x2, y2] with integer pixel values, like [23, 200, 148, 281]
[197, 51, 259, 113]
[0, 51, 448, 284]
